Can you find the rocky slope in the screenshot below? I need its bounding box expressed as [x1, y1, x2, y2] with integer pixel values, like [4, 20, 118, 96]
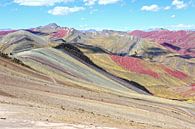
[0, 24, 195, 129]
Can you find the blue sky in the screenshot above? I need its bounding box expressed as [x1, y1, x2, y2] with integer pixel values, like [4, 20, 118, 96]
[0, 0, 195, 30]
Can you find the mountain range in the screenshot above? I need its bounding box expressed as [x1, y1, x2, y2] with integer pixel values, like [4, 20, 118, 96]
[0, 23, 195, 129]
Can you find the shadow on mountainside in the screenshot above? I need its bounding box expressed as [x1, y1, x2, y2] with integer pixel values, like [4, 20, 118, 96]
[54, 43, 152, 95]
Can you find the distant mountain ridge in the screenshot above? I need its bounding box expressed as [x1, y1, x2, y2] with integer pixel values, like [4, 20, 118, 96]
[0, 23, 195, 101]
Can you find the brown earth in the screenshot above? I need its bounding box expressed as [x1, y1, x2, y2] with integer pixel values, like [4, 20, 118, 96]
[0, 57, 195, 129]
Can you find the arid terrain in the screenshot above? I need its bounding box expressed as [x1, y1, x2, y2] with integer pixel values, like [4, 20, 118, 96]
[0, 24, 195, 129]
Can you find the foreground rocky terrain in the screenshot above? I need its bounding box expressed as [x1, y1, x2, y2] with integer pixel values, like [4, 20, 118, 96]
[0, 24, 195, 129]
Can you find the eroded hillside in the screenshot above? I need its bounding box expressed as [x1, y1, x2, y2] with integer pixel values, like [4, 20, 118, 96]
[0, 24, 195, 129]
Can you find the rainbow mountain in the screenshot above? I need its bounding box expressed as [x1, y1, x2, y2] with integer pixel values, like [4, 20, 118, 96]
[0, 23, 195, 129]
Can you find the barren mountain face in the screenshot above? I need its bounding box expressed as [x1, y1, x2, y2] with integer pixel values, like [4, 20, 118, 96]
[0, 24, 195, 129]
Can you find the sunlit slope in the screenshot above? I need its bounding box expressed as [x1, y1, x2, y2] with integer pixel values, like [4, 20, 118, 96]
[80, 46, 195, 100]
[0, 30, 48, 54]
[151, 53, 195, 75]
[14, 47, 137, 95]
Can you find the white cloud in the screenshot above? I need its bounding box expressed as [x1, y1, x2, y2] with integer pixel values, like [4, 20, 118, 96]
[164, 6, 171, 10]
[83, 0, 121, 6]
[171, 14, 176, 18]
[48, 6, 85, 15]
[83, 0, 120, 6]
[172, 0, 187, 9]
[98, 0, 120, 5]
[141, 1, 188, 12]
[13, 0, 74, 6]
[141, 4, 160, 12]
[84, 0, 97, 6]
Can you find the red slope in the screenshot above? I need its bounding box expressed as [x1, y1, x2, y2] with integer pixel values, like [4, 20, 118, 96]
[110, 55, 160, 78]
[51, 29, 70, 38]
[160, 65, 188, 80]
[110, 55, 189, 80]
[192, 84, 195, 90]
